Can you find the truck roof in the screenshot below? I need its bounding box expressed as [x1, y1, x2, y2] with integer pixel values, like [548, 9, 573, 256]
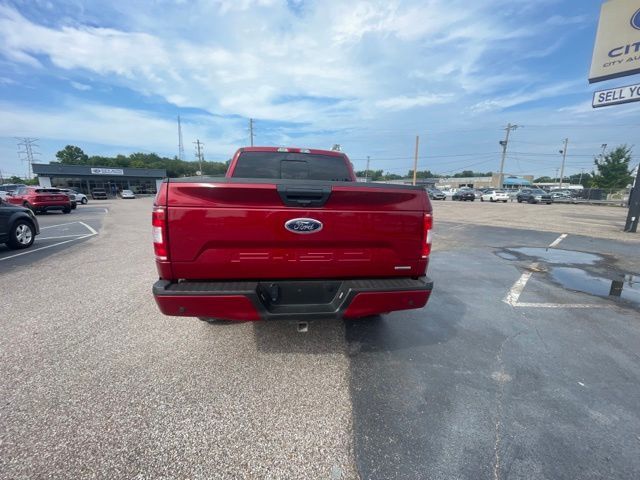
[238, 146, 347, 157]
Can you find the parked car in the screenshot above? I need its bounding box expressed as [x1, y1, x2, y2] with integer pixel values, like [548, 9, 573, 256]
[0, 183, 26, 194]
[481, 190, 509, 203]
[121, 189, 136, 199]
[5, 186, 72, 214]
[452, 189, 476, 201]
[53, 189, 77, 209]
[550, 191, 570, 200]
[59, 188, 88, 205]
[92, 188, 108, 200]
[0, 191, 9, 200]
[427, 188, 446, 200]
[0, 198, 40, 249]
[516, 188, 553, 204]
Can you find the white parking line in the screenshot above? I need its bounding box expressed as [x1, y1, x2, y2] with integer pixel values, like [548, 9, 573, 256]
[38, 234, 88, 240]
[0, 233, 96, 262]
[502, 234, 601, 309]
[548, 233, 568, 248]
[78, 221, 98, 235]
[40, 222, 81, 230]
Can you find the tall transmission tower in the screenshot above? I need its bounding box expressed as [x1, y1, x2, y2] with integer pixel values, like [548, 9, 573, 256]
[194, 139, 204, 177]
[16, 137, 40, 179]
[177, 115, 185, 161]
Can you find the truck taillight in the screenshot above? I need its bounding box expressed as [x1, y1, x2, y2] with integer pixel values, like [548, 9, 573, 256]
[421, 213, 433, 258]
[152, 206, 169, 261]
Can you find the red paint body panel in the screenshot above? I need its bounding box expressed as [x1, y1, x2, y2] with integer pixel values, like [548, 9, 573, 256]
[343, 290, 431, 319]
[154, 295, 260, 321]
[165, 183, 428, 280]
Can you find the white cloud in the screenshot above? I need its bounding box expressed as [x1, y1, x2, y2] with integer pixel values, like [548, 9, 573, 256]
[70, 81, 91, 91]
[376, 93, 454, 111]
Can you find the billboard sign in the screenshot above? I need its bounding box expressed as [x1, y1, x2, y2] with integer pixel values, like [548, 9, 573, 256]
[589, 0, 640, 83]
[592, 82, 640, 107]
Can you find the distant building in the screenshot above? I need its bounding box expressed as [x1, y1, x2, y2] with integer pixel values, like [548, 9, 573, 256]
[32, 163, 166, 195]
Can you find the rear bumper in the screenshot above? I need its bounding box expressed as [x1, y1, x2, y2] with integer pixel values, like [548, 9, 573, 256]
[153, 277, 433, 321]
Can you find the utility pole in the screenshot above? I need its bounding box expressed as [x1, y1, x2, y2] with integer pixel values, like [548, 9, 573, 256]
[555, 168, 559, 184]
[194, 139, 204, 177]
[177, 115, 185, 161]
[498, 124, 518, 189]
[578, 168, 585, 186]
[412, 135, 420, 186]
[624, 163, 640, 233]
[16, 137, 40, 179]
[365, 156, 370, 182]
[249, 118, 254, 147]
[558, 138, 568, 188]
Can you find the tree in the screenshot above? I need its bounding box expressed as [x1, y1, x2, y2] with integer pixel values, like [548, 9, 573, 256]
[592, 145, 633, 189]
[355, 169, 384, 181]
[56, 145, 89, 165]
[408, 170, 439, 179]
[567, 173, 592, 187]
[534, 176, 553, 183]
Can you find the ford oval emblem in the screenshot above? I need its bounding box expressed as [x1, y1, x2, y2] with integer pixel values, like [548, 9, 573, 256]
[285, 218, 323, 234]
[632, 8, 640, 30]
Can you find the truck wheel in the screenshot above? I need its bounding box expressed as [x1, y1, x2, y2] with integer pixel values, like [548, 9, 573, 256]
[517, 199, 522, 203]
[480, 197, 484, 202]
[81, 198, 88, 204]
[63, 206, 71, 214]
[7, 220, 35, 249]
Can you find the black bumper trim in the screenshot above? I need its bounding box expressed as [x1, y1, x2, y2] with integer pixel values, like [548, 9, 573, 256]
[153, 277, 433, 321]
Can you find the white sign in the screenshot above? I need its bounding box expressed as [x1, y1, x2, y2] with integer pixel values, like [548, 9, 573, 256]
[593, 82, 640, 107]
[589, 0, 640, 83]
[91, 168, 124, 175]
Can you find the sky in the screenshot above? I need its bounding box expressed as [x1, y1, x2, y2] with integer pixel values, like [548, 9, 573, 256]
[0, 0, 639, 180]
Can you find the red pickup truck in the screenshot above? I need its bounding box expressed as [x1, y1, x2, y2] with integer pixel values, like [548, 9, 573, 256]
[152, 147, 433, 321]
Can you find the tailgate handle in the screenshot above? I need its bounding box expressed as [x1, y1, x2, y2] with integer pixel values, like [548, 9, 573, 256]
[277, 185, 332, 207]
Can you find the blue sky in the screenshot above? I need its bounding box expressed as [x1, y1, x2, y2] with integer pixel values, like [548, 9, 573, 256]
[0, 0, 638, 179]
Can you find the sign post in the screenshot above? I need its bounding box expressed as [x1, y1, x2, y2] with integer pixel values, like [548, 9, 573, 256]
[624, 166, 640, 232]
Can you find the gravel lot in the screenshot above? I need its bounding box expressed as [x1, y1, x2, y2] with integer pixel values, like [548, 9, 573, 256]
[1, 196, 638, 479]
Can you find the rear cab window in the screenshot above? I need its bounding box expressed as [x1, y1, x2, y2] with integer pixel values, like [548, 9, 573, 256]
[231, 151, 353, 181]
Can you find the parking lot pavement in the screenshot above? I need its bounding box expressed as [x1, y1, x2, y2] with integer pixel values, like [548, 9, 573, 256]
[432, 200, 632, 242]
[0, 197, 356, 480]
[348, 223, 640, 480]
[1, 199, 639, 479]
[0, 202, 110, 270]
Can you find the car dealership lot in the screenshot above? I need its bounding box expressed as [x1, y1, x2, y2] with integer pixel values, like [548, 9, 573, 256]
[0, 203, 109, 269]
[1, 198, 639, 479]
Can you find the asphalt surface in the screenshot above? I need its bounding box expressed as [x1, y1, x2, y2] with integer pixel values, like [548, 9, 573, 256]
[1, 198, 639, 479]
[0, 202, 110, 271]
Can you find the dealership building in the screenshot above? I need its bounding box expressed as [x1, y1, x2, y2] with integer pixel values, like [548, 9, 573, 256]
[32, 164, 167, 195]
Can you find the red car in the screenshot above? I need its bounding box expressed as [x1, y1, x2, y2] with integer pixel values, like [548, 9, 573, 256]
[6, 186, 72, 214]
[152, 146, 434, 322]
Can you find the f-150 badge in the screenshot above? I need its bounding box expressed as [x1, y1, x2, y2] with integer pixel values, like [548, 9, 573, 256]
[284, 218, 323, 234]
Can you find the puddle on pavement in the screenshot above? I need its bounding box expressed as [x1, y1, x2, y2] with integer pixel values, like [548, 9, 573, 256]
[550, 268, 639, 308]
[499, 247, 603, 265]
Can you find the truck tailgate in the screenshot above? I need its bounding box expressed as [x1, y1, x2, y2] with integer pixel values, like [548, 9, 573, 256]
[165, 180, 429, 280]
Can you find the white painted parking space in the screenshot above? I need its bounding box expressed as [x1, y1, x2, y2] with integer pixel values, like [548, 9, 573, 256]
[502, 233, 602, 309]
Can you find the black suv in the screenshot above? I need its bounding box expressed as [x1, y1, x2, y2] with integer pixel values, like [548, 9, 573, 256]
[516, 188, 553, 204]
[0, 199, 40, 249]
